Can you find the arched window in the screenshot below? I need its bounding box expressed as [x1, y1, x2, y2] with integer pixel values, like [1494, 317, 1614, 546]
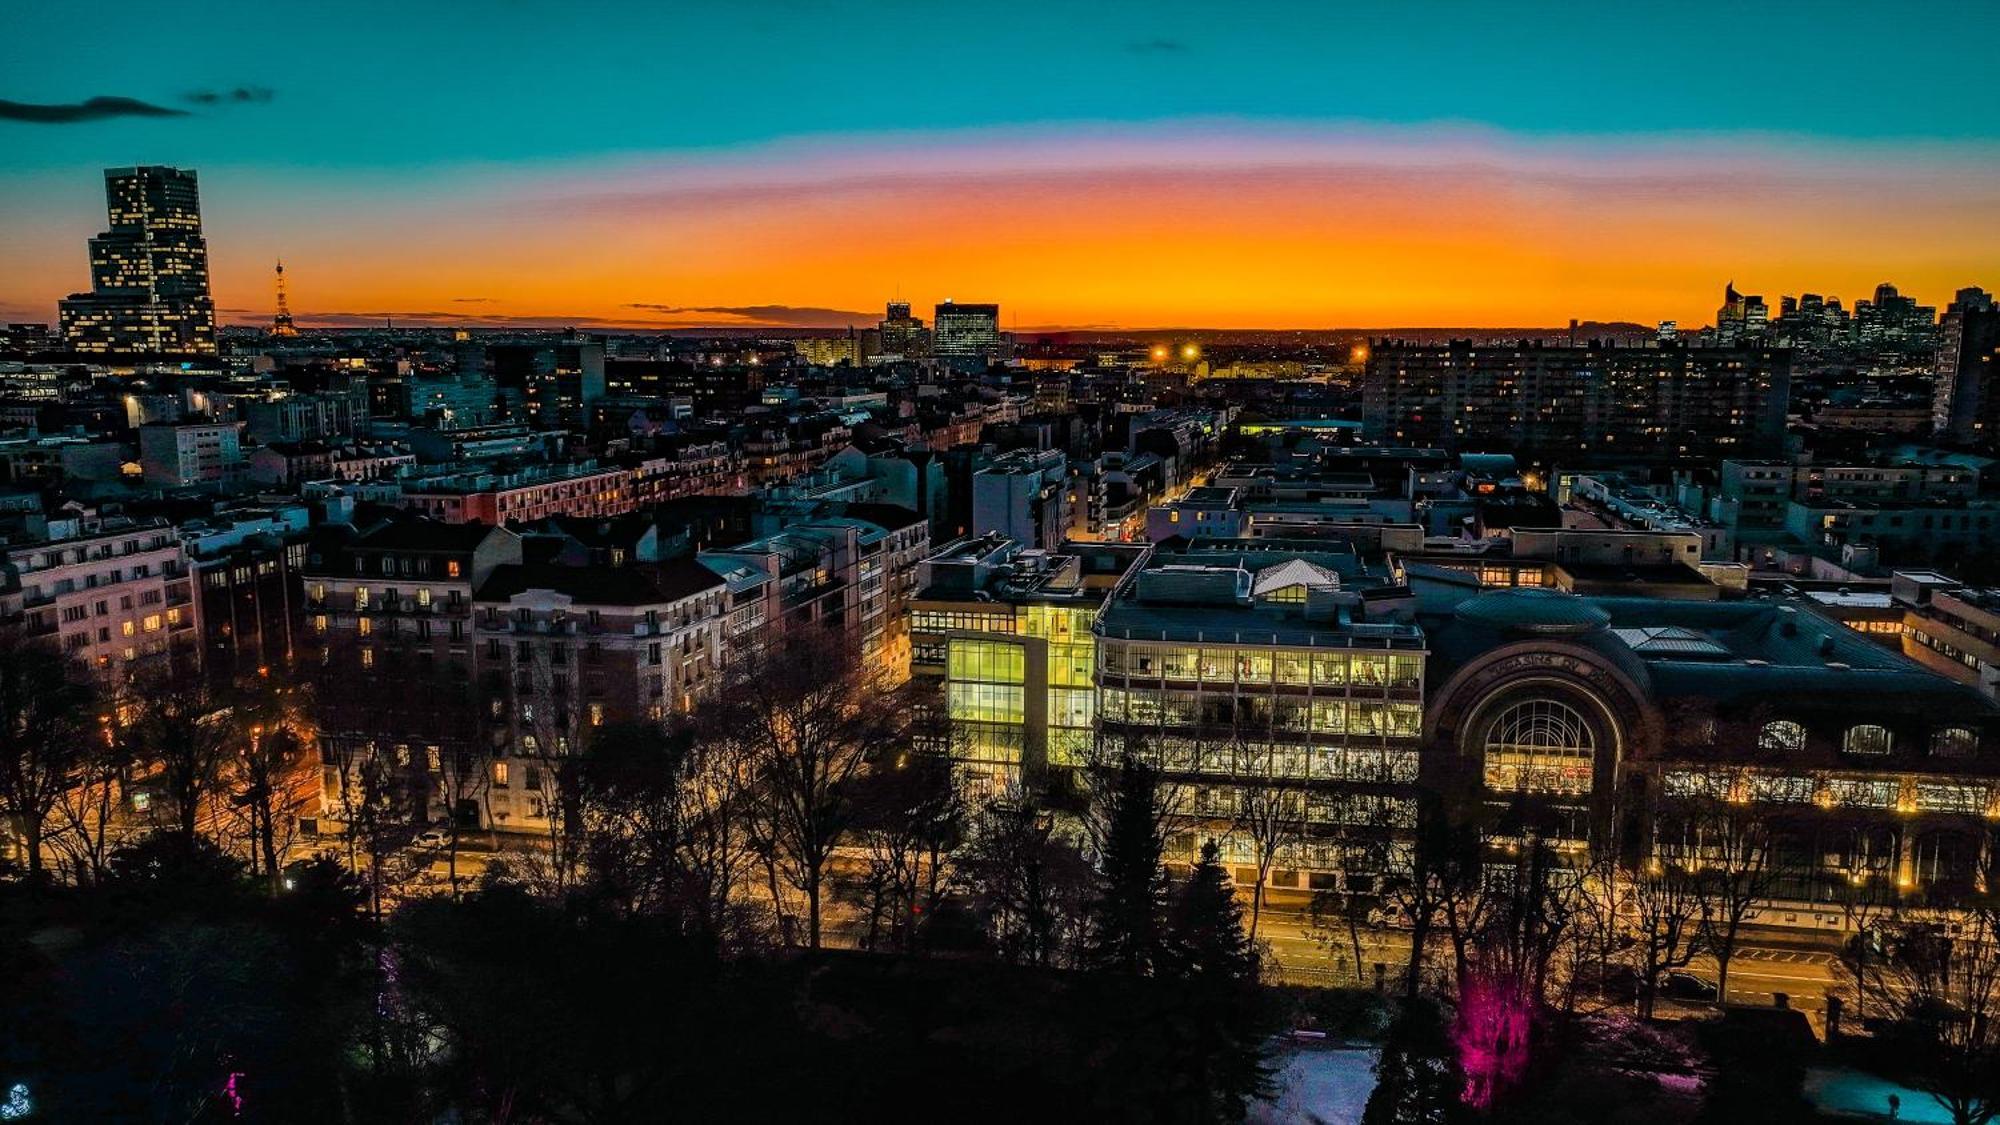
[1759, 720, 1807, 755]
[1482, 697, 1596, 794]
[1931, 727, 1978, 759]
[1843, 724, 1893, 756]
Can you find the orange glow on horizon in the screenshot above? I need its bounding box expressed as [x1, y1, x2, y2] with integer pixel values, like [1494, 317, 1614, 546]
[11, 126, 1999, 331]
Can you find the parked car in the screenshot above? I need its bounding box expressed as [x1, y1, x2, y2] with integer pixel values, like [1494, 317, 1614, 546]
[1573, 962, 1640, 1002]
[414, 829, 452, 849]
[1662, 972, 1719, 1003]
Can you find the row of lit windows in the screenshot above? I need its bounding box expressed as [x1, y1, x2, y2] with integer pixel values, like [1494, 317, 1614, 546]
[911, 609, 1018, 635]
[1664, 767, 1994, 815]
[1126, 739, 1420, 783]
[1758, 719, 1979, 759]
[1103, 688, 1422, 738]
[1104, 644, 1422, 688]
[1182, 785, 1417, 829]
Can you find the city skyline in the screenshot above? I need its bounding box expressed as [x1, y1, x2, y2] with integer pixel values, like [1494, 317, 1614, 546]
[5, 2, 2000, 331]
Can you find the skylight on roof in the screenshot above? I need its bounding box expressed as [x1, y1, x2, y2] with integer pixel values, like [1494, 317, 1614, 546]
[1610, 625, 1732, 659]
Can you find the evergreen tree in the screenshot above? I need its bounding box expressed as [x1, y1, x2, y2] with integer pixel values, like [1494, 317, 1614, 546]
[1085, 754, 1170, 974]
[1170, 838, 1258, 985]
[1170, 838, 1269, 1123]
[1362, 997, 1465, 1125]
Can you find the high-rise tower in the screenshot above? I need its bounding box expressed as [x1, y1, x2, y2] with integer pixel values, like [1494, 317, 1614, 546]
[1933, 287, 2000, 448]
[271, 260, 298, 338]
[58, 166, 218, 355]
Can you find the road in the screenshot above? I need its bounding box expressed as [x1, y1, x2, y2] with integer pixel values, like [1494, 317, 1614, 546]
[337, 830, 1856, 1030]
[1247, 899, 1847, 1029]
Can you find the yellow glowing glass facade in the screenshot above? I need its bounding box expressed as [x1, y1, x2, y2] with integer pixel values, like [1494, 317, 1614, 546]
[914, 595, 1109, 788]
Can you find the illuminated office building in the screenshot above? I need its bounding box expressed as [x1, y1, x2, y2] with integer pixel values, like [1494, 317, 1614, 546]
[911, 535, 1144, 794]
[59, 166, 218, 356]
[932, 300, 1001, 363]
[878, 301, 927, 359]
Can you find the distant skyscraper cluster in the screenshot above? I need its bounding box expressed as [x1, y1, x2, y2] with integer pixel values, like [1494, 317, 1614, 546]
[58, 166, 218, 356]
[1715, 280, 1938, 355]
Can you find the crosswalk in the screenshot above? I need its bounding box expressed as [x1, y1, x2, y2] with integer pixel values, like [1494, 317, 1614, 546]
[1738, 947, 1839, 967]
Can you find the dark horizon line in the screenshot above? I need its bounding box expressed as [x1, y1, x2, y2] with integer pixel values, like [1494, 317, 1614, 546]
[207, 318, 1655, 338]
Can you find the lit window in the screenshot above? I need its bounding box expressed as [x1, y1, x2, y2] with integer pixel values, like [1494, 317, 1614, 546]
[1931, 727, 1978, 759]
[1843, 725, 1893, 756]
[1758, 720, 1807, 755]
[1482, 697, 1596, 794]
[142, 615, 161, 632]
[493, 761, 509, 786]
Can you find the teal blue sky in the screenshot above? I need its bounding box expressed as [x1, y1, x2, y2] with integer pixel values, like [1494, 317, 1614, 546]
[5, 1, 1998, 329]
[7, 0, 1999, 171]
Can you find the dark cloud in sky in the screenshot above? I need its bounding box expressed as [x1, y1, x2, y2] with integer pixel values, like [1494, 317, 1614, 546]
[451, 297, 495, 303]
[624, 303, 877, 327]
[1125, 38, 1186, 54]
[0, 95, 187, 124]
[185, 85, 275, 106]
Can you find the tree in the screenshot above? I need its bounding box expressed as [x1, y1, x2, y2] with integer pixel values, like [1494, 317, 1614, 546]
[1231, 737, 1308, 944]
[1085, 753, 1171, 975]
[961, 788, 1095, 967]
[1387, 798, 1490, 999]
[577, 719, 761, 946]
[227, 671, 317, 891]
[399, 653, 482, 898]
[1168, 839, 1268, 1123]
[846, 746, 966, 953]
[338, 746, 416, 917]
[1832, 830, 1900, 1024]
[1687, 791, 1775, 1002]
[709, 626, 916, 948]
[1865, 901, 2000, 1125]
[47, 709, 131, 886]
[1631, 854, 1704, 1019]
[1450, 832, 1581, 1109]
[1171, 838, 1259, 985]
[123, 672, 232, 851]
[0, 627, 96, 882]
[1363, 997, 1466, 1125]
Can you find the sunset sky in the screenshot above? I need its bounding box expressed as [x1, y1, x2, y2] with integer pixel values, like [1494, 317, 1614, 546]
[4, 1, 1998, 331]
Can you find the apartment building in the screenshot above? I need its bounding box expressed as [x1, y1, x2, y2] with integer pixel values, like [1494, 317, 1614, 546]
[2, 515, 197, 684]
[1362, 340, 1789, 459]
[304, 519, 523, 833]
[468, 559, 727, 832]
[398, 463, 632, 526]
[139, 419, 242, 489]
